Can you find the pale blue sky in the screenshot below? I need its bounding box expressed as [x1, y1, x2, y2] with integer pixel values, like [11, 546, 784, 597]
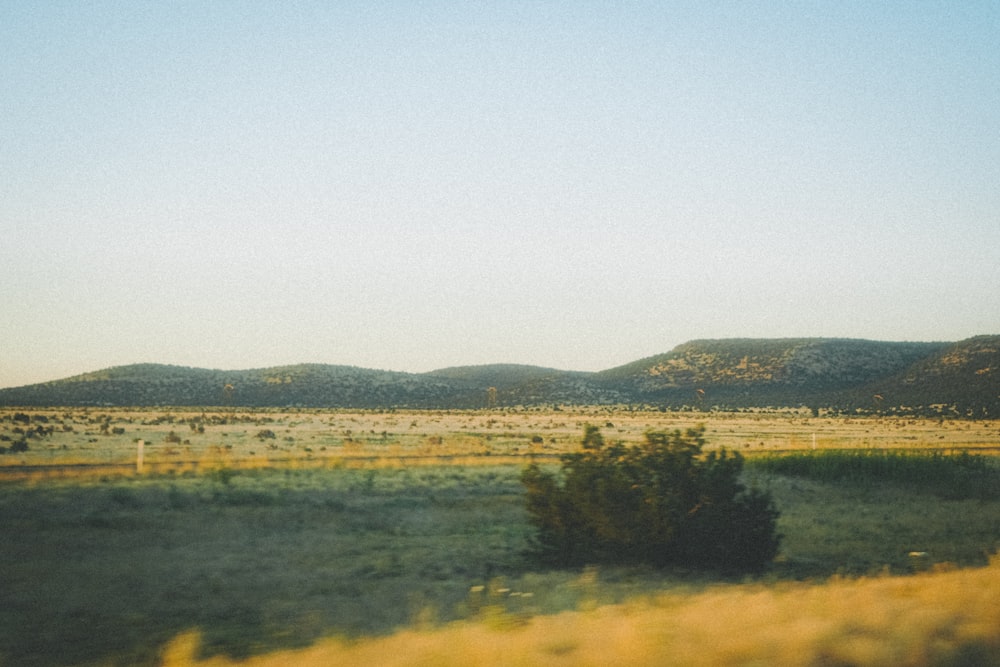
[2, 1, 998, 388]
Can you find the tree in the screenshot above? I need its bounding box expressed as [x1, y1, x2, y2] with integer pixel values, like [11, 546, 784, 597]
[521, 425, 780, 573]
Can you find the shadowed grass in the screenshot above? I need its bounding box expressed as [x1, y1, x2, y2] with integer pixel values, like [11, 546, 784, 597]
[0, 467, 532, 667]
[2, 457, 998, 666]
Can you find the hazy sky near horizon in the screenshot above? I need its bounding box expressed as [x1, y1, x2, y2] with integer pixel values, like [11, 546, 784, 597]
[2, 2, 999, 388]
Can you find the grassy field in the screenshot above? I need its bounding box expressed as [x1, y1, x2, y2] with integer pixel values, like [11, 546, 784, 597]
[4, 407, 999, 476]
[1, 408, 998, 666]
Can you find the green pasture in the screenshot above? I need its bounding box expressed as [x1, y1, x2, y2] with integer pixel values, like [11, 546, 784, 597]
[1, 453, 998, 667]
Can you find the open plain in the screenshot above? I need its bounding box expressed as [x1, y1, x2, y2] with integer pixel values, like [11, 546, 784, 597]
[1, 407, 998, 666]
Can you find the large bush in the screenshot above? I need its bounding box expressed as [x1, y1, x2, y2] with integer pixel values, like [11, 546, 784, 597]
[521, 425, 780, 572]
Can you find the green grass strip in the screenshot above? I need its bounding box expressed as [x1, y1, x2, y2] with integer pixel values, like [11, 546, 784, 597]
[748, 449, 1000, 500]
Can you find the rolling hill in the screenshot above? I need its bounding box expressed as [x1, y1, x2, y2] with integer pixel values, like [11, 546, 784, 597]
[1, 337, 997, 415]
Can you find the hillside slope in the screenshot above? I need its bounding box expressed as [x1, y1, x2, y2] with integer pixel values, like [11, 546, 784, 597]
[0, 337, 996, 414]
[0, 363, 464, 409]
[595, 338, 952, 409]
[860, 335, 1000, 417]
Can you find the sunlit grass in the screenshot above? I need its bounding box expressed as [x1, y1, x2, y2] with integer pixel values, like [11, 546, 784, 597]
[5, 408, 999, 481]
[162, 556, 1000, 667]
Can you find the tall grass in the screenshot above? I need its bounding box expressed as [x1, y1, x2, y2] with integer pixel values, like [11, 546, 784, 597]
[749, 449, 1000, 500]
[162, 555, 1000, 667]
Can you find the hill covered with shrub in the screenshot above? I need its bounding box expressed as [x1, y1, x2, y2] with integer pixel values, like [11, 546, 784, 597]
[1, 337, 997, 415]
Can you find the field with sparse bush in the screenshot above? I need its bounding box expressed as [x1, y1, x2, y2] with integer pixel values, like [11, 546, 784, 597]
[1, 407, 998, 666]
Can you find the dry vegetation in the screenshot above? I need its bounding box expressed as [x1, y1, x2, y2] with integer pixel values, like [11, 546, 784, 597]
[3, 407, 998, 477]
[162, 557, 1000, 667]
[1, 407, 998, 666]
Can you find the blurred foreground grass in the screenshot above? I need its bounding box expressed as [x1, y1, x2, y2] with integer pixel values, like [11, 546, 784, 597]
[1, 454, 998, 666]
[163, 555, 1000, 667]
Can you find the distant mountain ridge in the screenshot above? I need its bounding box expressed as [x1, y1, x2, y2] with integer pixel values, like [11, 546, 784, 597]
[2, 337, 998, 416]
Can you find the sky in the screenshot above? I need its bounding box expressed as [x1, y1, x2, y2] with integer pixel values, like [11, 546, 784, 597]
[2, 1, 999, 388]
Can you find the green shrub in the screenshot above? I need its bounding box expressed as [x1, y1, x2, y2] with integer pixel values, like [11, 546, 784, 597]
[521, 426, 780, 573]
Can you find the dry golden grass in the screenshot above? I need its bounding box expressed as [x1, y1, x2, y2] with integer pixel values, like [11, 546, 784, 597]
[162, 556, 1000, 667]
[4, 408, 998, 482]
